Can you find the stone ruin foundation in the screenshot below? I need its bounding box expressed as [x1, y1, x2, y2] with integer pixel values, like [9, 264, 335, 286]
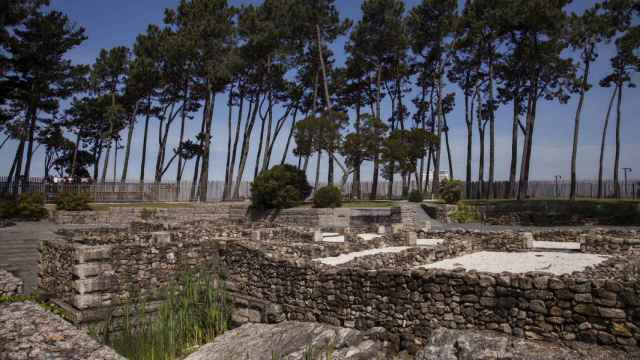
[35, 218, 640, 354]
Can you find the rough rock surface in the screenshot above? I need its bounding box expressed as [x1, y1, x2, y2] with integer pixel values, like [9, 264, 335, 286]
[184, 321, 398, 360]
[416, 328, 638, 360]
[0, 302, 125, 360]
[0, 269, 22, 296]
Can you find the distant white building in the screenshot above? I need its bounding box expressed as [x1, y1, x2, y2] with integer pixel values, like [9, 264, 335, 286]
[423, 170, 450, 183]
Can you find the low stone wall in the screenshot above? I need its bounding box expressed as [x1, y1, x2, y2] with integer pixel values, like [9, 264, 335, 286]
[468, 200, 640, 226]
[0, 302, 124, 360]
[0, 270, 23, 297]
[52, 202, 250, 226]
[223, 245, 640, 349]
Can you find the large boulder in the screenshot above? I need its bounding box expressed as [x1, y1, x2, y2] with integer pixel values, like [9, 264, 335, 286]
[184, 321, 399, 360]
[416, 328, 637, 360]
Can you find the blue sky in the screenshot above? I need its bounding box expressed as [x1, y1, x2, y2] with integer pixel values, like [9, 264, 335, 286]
[2, 0, 639, 183]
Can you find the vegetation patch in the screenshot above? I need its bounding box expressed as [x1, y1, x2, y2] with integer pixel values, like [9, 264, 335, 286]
[408, 190, 424, 203]
[0, 193, 48, 220]
[250, 165, 312, 210]
[449, 202, 481, 223]
[0, 294, 70, 321]
[439, 179, 464, 204]
[55, 192, 92, 211]
[313, 186, 342, 208]
[92, 272, 230, 360]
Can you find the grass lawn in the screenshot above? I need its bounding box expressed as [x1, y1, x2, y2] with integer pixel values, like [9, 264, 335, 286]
[461, 198, 640, 206]
[90, 202, 195, 211]
[297, 200, 395, 208]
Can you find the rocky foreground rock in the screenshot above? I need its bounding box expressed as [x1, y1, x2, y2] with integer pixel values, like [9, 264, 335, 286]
[186, 322, 638, 360]
[0, 302, 124, 360]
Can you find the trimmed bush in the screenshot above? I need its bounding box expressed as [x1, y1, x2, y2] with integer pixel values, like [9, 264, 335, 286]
[313, 185, 342, 208]
[15, 193, 48, 220]
[250, 164, 312, 210]
[408, 190, 423, 203]
[55, 192, 92, 211]
[440, 179, 464, 204]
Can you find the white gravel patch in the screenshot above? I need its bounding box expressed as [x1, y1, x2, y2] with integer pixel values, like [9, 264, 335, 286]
[322, 235, 345, 243]
[416, 238, 444, 246]
[416, 251, 608, 275]
[357, 233, 382, 241]
[314, 247, 410, 266]
[532, 241, 581, 250]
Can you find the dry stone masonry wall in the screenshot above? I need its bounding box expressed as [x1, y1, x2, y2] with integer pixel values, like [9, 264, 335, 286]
[37, 225, 640, 352]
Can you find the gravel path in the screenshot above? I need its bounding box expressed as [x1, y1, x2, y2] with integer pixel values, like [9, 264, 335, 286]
[417, 251, 608, 275]
[314, 247, 410, 266]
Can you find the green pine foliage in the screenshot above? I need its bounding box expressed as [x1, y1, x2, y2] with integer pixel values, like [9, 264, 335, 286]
[408, 190, 424, 203]
[439, 179, 464, 204]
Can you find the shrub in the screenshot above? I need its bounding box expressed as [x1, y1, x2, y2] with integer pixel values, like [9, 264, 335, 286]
[440, 179, 464, 204]
[313, 185, 342, 208]
[0, 196, 17, 219]
[408, 190, 424, 203]
[14, 193, 48, 220]
[250, 164, 312, 210]
[55, 192, 92, 211]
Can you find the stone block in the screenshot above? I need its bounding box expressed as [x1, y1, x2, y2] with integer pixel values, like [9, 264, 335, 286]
[72, 276, 113, 294]
[75, 245, 112, 263]
[377, 225, 386, 235]
[72, 264, 113, 278]
[406, 232, 417, 246]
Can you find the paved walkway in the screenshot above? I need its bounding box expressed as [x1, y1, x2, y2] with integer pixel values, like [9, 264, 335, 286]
[0, 221, 61, 294]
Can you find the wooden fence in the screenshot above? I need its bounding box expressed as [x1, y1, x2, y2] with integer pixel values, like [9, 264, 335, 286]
[1, 177, 637, 202]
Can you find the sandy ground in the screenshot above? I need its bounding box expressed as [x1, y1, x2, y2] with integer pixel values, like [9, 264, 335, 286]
[357, 233, 383, 241]
[532, 241, 581, 250]
[314, 247, 410, 266]
[417, 251, 608, 275]
[416, 239, 444, 246]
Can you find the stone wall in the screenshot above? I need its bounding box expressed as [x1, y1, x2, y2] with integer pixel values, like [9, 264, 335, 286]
[38, 226, 640, 351]
[52, 202, 250, 226]
[222, 245, 640, 349]
[0, 269, 23, 297]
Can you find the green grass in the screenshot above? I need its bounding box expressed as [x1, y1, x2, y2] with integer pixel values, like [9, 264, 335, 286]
[461, 198, 640, 205]
[90, 202, 196, 211]
[92, 272, 231, 360]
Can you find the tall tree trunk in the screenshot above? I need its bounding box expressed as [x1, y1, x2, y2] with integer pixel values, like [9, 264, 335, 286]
[517, 88, 538, 200]
[22, 105, 38, 188]
[613, 82, 622, 199]
[223, 85, 234, 201]
[371, 155, 379, 200]
[477, 90, 485, 198]
[443, 111, 453, 180]
[261, 92, 274, 173]
[570, 55, 591, 200]
[198, 90, 215, 202]
[190, 105, 207, 202]
[488, 62, 496, 199]
[280, 108, 297, 166]
[254, 103, 267, 179]
[465, 92, 473, 199]
[352, 105, 361, 199]
[139, 96, 151, 184]
[120, 102, 140, 183]
[176, 84, 189, 200]
[93, 141, 102, 181]
[227, 90, 245, 199]
[101, 93, 117, 184]
[113, 138, 118, 183]
[316, 24, 332, 110]
[233, 93, 261, 199]
[508, 98, 520, 198]
[71, 131, 81, 179]
[597, 86, 617, 198]
[314, 149, 322, 192]
[431, 73, 444, 198]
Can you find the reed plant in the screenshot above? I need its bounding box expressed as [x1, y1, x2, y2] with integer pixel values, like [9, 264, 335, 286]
[93, 271, 230, 360]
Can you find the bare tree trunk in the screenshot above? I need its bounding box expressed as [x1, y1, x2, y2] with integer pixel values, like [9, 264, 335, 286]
[517, 87, 538, 200]
[139, 96, 151, 184]
[508, 98, 520, 198]
[371, 155, 379, 200]
[233, 93, 261, 199]
[477, 90, 485, 198]
[176, 85, 189, 200]
[22, 105, 38, 188]
[101, 94, 116, 184]
[254, 103, 267, 179]
[198, 90, 215, 202]
[121, 102, 140, 183]
[190, 108, 207, 202]
[488, 62, 496, 199]
[465, 92, 473, 199]
[71, 131, 81, 179]
[613, 82, 622, 199]
[316, 24, 332, 110]
[280, 109, 297, 165]
[227, 90, 245, 199]
[443, 111, 453, 180]
[223, 85, 234, 201]
[570, 56, 590, 200]
[597, 86, 617, 198]
[314, 150, 322, 192]
[352, 105, 361, 200]
[431, 73, 444, 198]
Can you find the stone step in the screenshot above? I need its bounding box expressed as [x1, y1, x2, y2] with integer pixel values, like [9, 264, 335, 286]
[531, 241, 581, 251]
